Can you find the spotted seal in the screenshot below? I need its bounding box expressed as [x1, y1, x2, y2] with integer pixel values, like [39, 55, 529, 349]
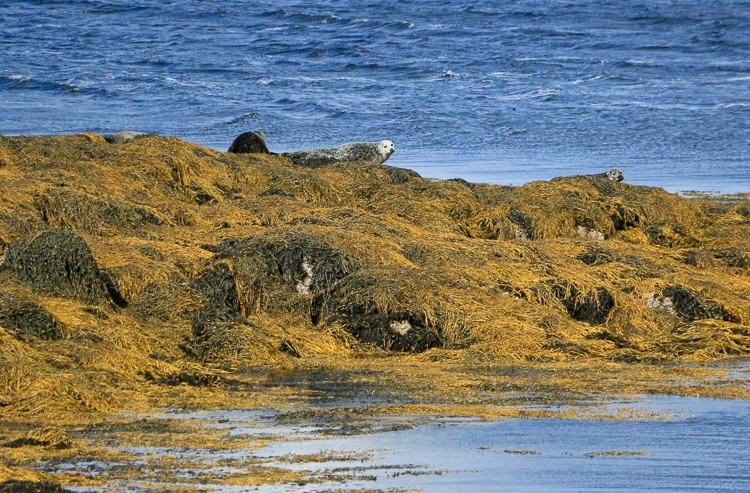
[102, 131, 150, 144]
[596, 168, 624, 182]
[282, 140, 395, 168]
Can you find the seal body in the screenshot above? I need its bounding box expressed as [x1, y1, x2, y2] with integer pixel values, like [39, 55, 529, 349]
[228, 131, 271, 154]
[282, 140, 395, 168]
[552, 168, 624, 183]
[103, 131, 149, 143]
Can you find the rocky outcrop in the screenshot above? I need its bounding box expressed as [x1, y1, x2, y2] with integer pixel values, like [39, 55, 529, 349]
[0, 291, 66, 340]
[0, 230, 125, 306]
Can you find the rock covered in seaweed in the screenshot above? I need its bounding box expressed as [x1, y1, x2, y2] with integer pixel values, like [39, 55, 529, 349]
[312, 269, 462, 353]
[0, 291, 66, 340]
[0, 229, 124, 306]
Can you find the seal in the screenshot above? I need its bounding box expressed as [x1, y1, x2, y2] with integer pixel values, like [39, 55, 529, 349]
[227, 131, 272, 154]
[597, 168, 624, 182]
[552, 168, 624, 184]
[102, 131, 150, 144]
[282, 140, 395, 168]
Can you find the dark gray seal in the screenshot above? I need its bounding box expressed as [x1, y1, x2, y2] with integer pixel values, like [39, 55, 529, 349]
[103, 131, 150, 143]
[227, 131, 272, 154]
[282, 140, 395, 168]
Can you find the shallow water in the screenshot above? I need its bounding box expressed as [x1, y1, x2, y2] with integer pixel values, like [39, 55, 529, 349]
[2, 0, 749, 192]
[58, 393, 750, 492]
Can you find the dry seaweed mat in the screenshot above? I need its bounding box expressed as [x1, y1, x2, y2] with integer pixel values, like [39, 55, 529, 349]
[0, 134, 748, 488]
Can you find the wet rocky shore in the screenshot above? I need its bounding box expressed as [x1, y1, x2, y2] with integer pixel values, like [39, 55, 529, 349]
[0, 133, 748, 490]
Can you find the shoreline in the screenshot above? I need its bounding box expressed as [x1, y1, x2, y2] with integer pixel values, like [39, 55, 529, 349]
[1, 133, 749, 490]
[4, 132, 749, 195]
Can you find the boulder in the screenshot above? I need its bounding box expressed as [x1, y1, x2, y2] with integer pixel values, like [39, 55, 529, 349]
[1, 229, 124, 306]
[312, 270, 451, 353]
[546, 281, 615, 325]
[647, 285, 739, 323]
[0, 291, 66, 340]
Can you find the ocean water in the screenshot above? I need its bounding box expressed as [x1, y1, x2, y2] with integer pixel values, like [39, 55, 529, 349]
[1, 0, 749, 192]
[57, 394, 750, 492]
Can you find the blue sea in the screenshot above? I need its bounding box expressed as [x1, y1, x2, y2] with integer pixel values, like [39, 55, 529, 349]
[1, 0, 749, 192]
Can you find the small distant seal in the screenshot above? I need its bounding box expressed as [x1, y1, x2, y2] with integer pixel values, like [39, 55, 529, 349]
[596, 168, 624, 182]
[553, 168, 624, 183]
[282, 140, 395, 168]
[103, 131, 150, 144]
[228, 131, 272, 154]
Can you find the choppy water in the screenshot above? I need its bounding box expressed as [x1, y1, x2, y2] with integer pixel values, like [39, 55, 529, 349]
[2, 0, 749, 191]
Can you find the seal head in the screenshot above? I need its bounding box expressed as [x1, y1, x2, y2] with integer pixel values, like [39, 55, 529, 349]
[228, 131, 271, 154]
[603, 168, 624, 182]
[377, 140, 396, 163]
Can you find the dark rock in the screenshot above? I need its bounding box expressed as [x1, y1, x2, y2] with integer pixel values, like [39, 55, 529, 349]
[386, 166, 422, 184]
[259, 188, 295, 197]
[1, 229, 123, 306]
[194, 191, 216, 205]
[508, 210, 533, 240]
[682, 247, 749, 272]
[227, 131, 271, 154]
[312, 271, 447, 353]
[546, 281, 614, 325]
[190, 262, 247, 338]
[662, 285, 739, 323]
[212, 232, 359, 298]
[576, 247, 614, 266]
[0, 291, 66, 340]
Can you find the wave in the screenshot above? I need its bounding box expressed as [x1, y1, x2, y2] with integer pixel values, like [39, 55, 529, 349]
[0, 75, 106, 96]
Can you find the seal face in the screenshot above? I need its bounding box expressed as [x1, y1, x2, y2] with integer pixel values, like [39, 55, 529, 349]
[604, 168, 624, 182]
[282, 140, 395, 168]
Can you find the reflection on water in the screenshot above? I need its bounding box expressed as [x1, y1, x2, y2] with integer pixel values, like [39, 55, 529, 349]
[62, 394, 750, 492]
[253, 395, 750, 492]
